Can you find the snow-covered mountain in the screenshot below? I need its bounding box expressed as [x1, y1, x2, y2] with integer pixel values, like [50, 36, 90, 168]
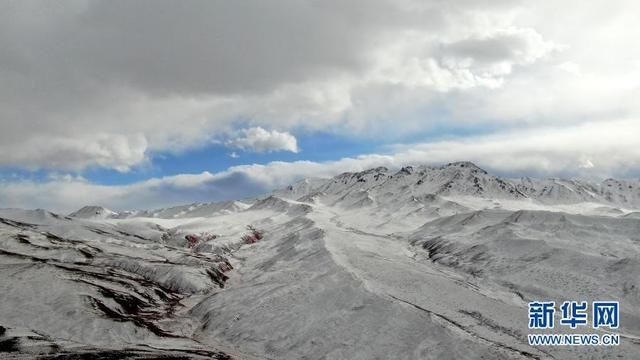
[69, 205, 118, 219]
[74, 161, 640, 221]
[116, 200, 252, 219]
[69, 200, 253, 220]
[514, 177, 640, 207]
[2, 162, 640, 359]
[277, 161, 640, 210]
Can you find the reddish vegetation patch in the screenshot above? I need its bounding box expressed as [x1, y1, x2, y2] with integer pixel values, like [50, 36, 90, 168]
[185, 232, 218, 249]
[241, 225, 264, 244]
[185, 234, 199, 248]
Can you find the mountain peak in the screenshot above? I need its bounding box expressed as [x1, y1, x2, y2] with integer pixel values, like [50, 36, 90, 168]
[442, 161, 487, 174]
[69, 205, 117, 219]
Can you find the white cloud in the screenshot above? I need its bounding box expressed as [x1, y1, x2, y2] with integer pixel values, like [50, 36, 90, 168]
[397, 119, 640, 178]
[0, 0, 639, 187]
[0, 0, 618, 171]
[227, 127, 299, 153]
[436, 27, 559, 88]
[3, 118, 639, 213]
[579, 159, 595, 169]
[0, 133, 147, 172]
[557, 61, 581, 76]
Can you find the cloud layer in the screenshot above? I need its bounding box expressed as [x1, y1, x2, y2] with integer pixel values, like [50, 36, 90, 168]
[1, 0, 639, 210]
[3, 0, 631, 170]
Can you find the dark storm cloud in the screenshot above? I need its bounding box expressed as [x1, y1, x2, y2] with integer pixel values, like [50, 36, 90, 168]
[0, 0, 448, 170]
[0, 0, 405, 97]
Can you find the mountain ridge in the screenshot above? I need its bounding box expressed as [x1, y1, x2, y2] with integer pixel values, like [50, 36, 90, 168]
[278, 161, 640, 209]
[68, 161, 640, 219]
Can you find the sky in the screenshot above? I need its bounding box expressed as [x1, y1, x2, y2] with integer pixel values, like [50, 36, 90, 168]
[1, 0, 639, 212]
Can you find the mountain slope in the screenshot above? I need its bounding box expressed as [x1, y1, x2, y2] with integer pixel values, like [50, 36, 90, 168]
[4, 162, 640, 359]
